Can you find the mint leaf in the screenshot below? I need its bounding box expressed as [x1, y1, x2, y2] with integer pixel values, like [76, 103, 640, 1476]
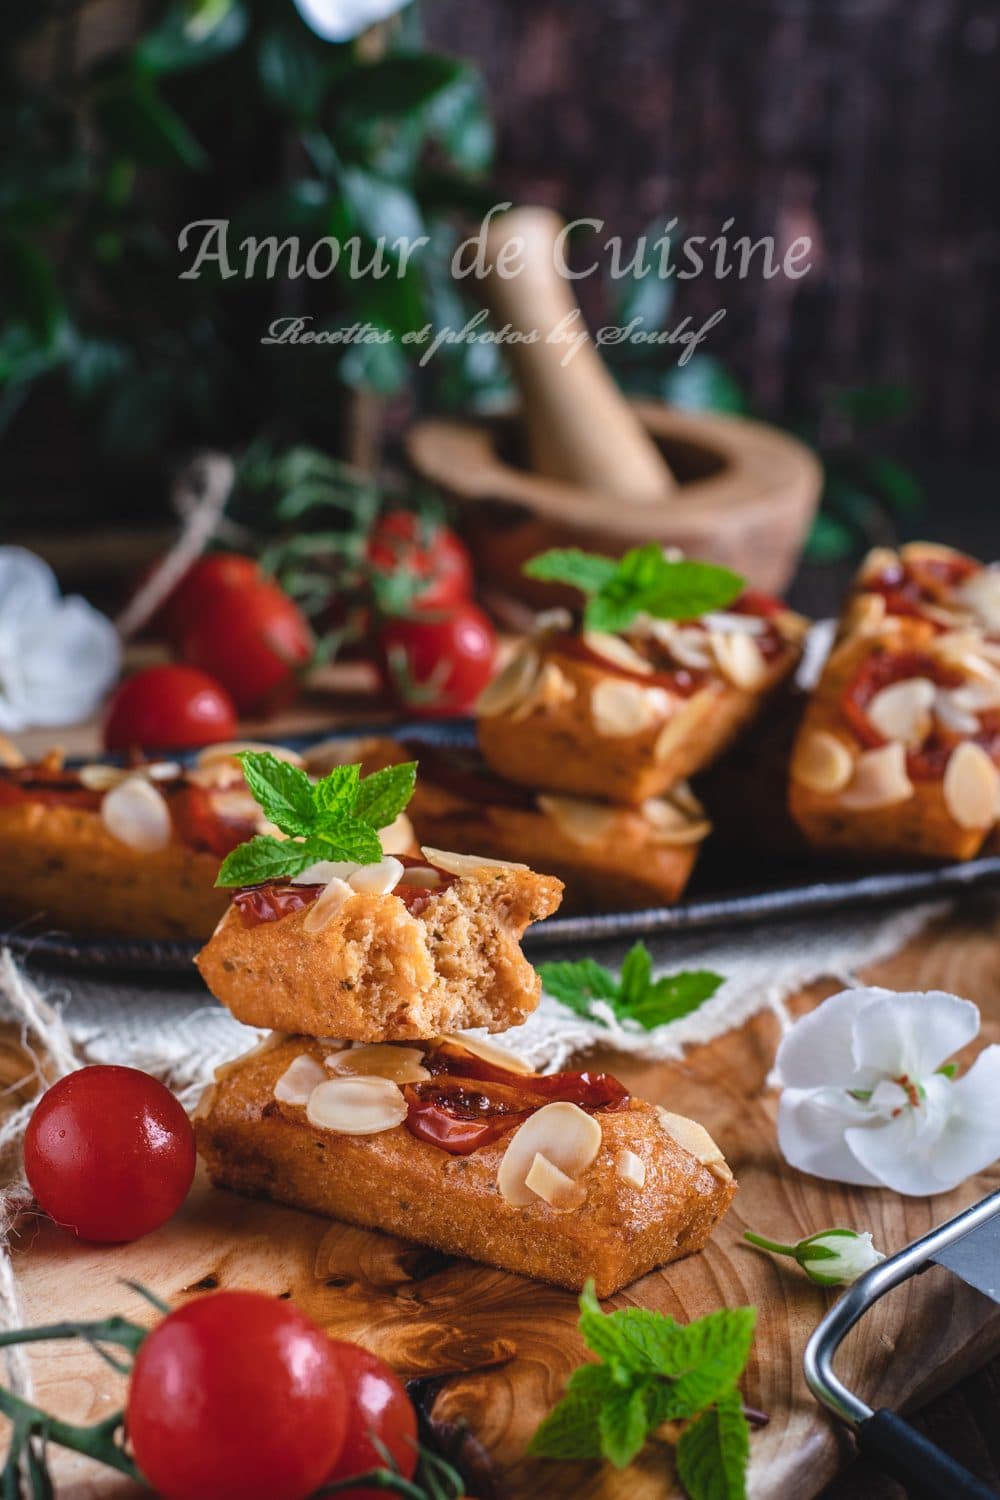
[676, 1388, 750, 1500]
[236, 752, 316, 837]
[215, 835, 321, 888]
[216, 751, 417, 887]
[311, 820, 383, 865]
[598, 1384, 649, 1469]
[526, 1364, 616, 1461]
[539, 946, 723, 1032]
[353, 761, 417, 828]
[657, 1309, 757, 1419]
[523, 549, 619, 595]
[537, 958, 619, 1018]
[523, 543, 744, 633]
[313, 762, 360, 820]
[628, 970, 724, 1031]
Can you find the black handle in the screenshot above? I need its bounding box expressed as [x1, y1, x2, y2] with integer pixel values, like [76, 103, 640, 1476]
[857, 1409, 998, 1500]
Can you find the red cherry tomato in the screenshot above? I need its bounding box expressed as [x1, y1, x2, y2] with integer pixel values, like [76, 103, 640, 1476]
[103, 665, 237, 752]
[325, 1342, 418, 1498]
[24, 1066, 195, 1243]
[377, 602, 497, 718]
[153, 554, 261, 644]
[368, 512, 473, 612]
[127, 1291, 348, 1500]
[178, 579, 314, 715]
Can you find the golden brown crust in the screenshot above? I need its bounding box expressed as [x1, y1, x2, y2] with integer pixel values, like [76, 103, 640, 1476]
[478, 642, 800, 804]
[195, 1036, 737, 1297]
[0, 800, 228, 940]
[195, 865, 563, 1040]
[788, 621, 990, 862]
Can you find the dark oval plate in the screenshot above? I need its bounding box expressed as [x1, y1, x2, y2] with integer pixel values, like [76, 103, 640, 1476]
[4, 719, 999, 974]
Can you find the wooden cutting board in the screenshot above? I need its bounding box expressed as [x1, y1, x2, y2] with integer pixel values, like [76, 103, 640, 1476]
[7, 906, 1000, 1499]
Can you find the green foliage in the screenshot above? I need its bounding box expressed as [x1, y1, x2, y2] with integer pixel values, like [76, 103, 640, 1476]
[538, 941, 723, 1032]
[215, 752, 416, 885]
[528, 1282, 756, 1497]
[524, 544, 745, 632]
[0, 0, 496, 475]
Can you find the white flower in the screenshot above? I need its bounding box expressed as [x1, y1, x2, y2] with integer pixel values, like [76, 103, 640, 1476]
[745, 1225, 885, 1286]
[292, 0, 412, 43]
[0, 548, 121, 731]
[775, 986, 1000, 1196]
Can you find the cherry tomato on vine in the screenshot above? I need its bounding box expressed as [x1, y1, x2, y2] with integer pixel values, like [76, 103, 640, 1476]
[127, 1291, 348, 1500]
[155, 554, 261, 644]
[325, 1342, 418, 1499]
[377, 601, 497, 718]
[24, 1066, 195, 1243]
[103, 665, 238, 752]
[367, 512, 473, 612]
[178, 579, 314, 714]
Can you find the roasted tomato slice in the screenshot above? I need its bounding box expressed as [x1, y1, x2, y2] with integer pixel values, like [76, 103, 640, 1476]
[864, 552, 979, 622]
[232, 883, 322, 927]
[549, 631, 705, 695]
[0, 768, 102, 812]
[841, 650, 963, 751]
[170, 782, 258, 857]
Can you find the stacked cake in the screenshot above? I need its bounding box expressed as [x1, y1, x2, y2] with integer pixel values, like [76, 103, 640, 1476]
[193, 756, 736, 1295]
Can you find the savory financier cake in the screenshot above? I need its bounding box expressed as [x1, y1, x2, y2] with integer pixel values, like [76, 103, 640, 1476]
[842, 540, 1000, 640]
[195, 850, 563, 1040]
[789, 616, 1000, 861]
[477, 599, 808, 805]
[195, 1033, 737, 1297]
[305, 736, 709, 913]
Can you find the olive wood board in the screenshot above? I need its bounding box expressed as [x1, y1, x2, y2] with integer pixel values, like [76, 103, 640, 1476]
[5, 719, 1000, 975]
[4, 909, 1000, 1499]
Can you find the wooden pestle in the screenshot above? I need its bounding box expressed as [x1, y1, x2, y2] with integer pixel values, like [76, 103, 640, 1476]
[481, 206, 677, 503]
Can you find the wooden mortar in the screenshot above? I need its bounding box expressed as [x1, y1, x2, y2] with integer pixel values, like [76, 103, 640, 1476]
[407, 206, 821, 600]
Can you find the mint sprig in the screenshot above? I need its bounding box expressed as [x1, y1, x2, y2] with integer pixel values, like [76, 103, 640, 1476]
[524, 544, 745, 633]
[215, 751, 416, 887]
[539, 942, 723, 1032]
[528, 1282, 756, 1496]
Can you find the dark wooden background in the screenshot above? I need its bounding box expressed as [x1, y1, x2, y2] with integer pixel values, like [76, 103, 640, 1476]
[426, 0, 1000, 449]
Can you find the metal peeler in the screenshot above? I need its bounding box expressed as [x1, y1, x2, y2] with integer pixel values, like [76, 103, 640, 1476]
[805, 1188, 1000, 1499]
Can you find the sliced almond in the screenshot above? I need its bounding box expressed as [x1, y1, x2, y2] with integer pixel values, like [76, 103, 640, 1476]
[712, 630, 769, 691]
[80, 763, 126, 791]
[901, 540, 967, 568]
[866, 676, 936, 748]
[274, 1053, 328, 1105]
[438, 1032, 535, 1075]
[523, 1153, 587, 1211]
[510, 659, 576, 723]
[791, 729, 855, 793]
[656, 1107, 732, 1180]
[644, 619, 715, 671]
[615, 1148, 646, 1188]
[293, 860, 358, 886]
[838, 742, 914, 811]
[196, 741, 305, 769]
[537, 794, 622, 847]
[943, 742, 1000, 830]
[641, 796, 712, 846]
[498, 1102, 602, 1208]
[348, 856, 404, 895]
[933, 695, 980, 737]
[652, 686, 717, 764]
[400, 865, 443, 889]
[582, 631, 654, 675]
[531, 607, 573, 635]
[101, 777, 172, 852]
[956, 566, 1000, 634]
[702, 611, 767, 636]
[420, 846, 527, 877]
[842, 592, 887, 638]
[858, 546, 900, 583]
[476, 647, 540, 717]
[303, 877, 354, 933]
[326, 1043, 428, 1084]
[590, 679, 669, 737]
[380, 811, 415, 855]
[305, 1076, 407, 1134]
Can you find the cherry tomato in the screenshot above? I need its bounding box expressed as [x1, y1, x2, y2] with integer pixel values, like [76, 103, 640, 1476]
[377, 602, 497, 718]
[368, 512, 472, 612]
[178, 579, 314, 715]
[103, 665, 237, 752]
[24, 1066, 195, 1243]
[127, 1291, 348, 1500]
[153, 554, 261, 644]
[325, 1342, 418, 1498]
